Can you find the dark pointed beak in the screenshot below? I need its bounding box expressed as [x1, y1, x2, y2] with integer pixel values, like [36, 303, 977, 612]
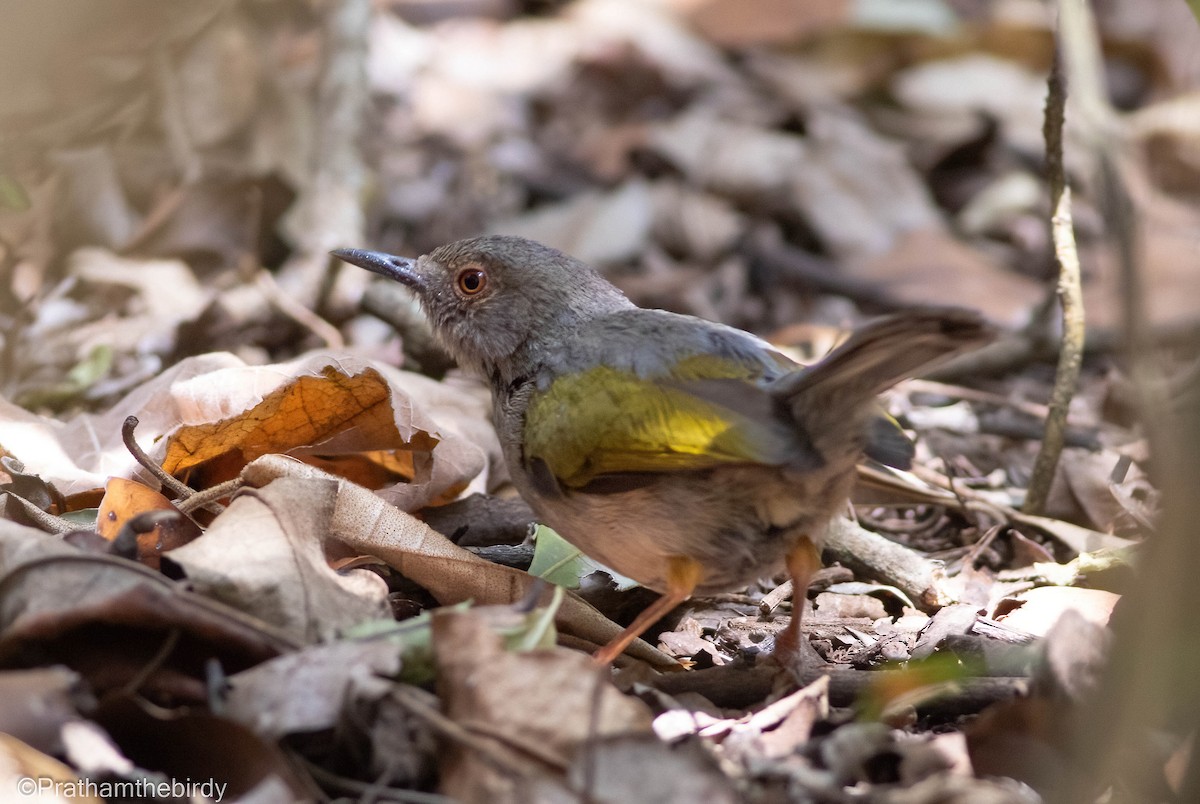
[331, 248, 424, 290]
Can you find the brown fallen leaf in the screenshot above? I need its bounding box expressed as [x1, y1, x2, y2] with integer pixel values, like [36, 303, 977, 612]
[565, 733, 740, 803]
[224, 641, 403, 739]
[682, 0, 850, 48]
[92, 695, 315, 801]
[95, 478, 200, 569]
[992, 586, 1119, 638]
[845, 228, 1043, 328]
[0, 519, 297, 702]
[163, 476, 392, 643]
[241, 454, 677, 667]
[0, 351, 497, 512]
[490, 179, 655, 267]
[432, 608, 654, 801]
[1055, 447, 1153, 533]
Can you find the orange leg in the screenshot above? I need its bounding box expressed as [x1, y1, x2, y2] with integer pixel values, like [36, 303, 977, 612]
[593, 556, 703, 665]
[772, 536, 822, 668]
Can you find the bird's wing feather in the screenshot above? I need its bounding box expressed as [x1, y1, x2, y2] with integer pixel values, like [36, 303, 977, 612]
[524, 353, 806, 490]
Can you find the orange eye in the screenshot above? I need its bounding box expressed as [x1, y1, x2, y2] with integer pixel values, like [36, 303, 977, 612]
[457, 268, 487, 295]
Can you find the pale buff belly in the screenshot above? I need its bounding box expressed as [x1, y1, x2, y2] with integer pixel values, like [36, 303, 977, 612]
[525, 465, 854, 596]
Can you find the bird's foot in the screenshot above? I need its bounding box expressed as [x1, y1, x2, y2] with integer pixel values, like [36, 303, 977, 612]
[768, 628, 829, 685]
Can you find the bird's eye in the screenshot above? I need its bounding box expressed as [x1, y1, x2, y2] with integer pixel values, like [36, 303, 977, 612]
[456, 268, 487, 295]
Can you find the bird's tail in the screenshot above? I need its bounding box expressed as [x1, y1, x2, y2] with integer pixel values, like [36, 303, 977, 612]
[773, 307, 995, 460]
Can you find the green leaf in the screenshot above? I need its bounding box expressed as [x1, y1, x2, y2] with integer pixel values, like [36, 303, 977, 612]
[0, 174, 30, 211]
[343, 604, 469, 685]
[60, 508, 100, 528]
[501, 584, 563, 652]
[528, 524, 639, 591]
[68, 344, 114, 388]
[15, 345, 115, 410]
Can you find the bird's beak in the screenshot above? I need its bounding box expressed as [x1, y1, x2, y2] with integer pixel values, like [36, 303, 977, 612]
[331, 248, 424, 290]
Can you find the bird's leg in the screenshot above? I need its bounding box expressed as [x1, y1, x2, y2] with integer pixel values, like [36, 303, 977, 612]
[592, 555, 702, 665]
[772, 536, 823, 671]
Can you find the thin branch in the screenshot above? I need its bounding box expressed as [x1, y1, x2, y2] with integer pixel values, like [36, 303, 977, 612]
[120, 627, 182, 697]
[175, 477, 244, 515]
[122, 416, 193, 500]
[1023, 48, 1086, 515]
[122, 416, 226, 516]
[0, 492, 74, 534]
[390, 686, 531, 779]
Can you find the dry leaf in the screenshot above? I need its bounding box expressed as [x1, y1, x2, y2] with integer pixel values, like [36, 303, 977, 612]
[0, 667, 92, 757]
[176, 9, 261, 148]
[0, 733, 102, 804]
[95, 478, 200, 568]
[787, 109, 944, 259]
[0, 353, 246, 500]
[0, 518, 296, 700]
[682, 0, 850, 48]
[565, 734, 740, 803]
[224, 641, 402, 739]
[0, 352, 496, 511]
[891, 53, 1049, 156]
[846, 228, 1043, 328]
[993, 587, 1119, 637]
[432, 608, 653, 801]
[569, 0, 734, 86]
[164, 477, 391, 643]
[649, 111, 805, 202]
[1055, 448, 1150, 532]
[241, 454, 677, 667]
[649, 180, 743, 261]
[92, 695, 313, 801]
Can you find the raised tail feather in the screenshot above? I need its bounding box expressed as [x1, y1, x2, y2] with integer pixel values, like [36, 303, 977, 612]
[772, 308, 994, 461]
[774, 307, 993, 404]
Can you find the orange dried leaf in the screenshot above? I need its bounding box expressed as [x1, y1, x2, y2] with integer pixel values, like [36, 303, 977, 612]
[96, 478, 173, 541]
[0, 353, 495, 513]
[163, 366, 405, 476]
[95, 478, 200, 568]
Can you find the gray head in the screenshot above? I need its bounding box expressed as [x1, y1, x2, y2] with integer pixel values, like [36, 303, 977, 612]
[333, 235, 632, 377]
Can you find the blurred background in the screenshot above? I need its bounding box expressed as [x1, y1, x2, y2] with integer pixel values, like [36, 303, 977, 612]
[3, 0, 1200, 408]
[3, 3, 1200, 799]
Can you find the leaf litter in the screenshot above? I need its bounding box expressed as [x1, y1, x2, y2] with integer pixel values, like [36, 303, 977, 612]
[0, 0, 1194, 801]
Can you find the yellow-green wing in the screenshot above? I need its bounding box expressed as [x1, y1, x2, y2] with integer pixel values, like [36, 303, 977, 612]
[524, 355, 797, 490]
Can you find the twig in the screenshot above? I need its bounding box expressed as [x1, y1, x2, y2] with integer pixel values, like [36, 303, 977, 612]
[122, 416, 193, 500]
[390, 686, 530, 779]
[120, 627, 181, 697]
[175, 477, 244, 515]
[961, 524, 1005, 569]
[122, 416, 229, 516]
[822, 516, 947, 611]
[0, 492, 74, 534]
[1023, 49, 1086, 516]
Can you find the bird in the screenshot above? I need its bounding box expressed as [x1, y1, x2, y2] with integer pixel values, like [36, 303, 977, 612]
[333, 236, 994, 666]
